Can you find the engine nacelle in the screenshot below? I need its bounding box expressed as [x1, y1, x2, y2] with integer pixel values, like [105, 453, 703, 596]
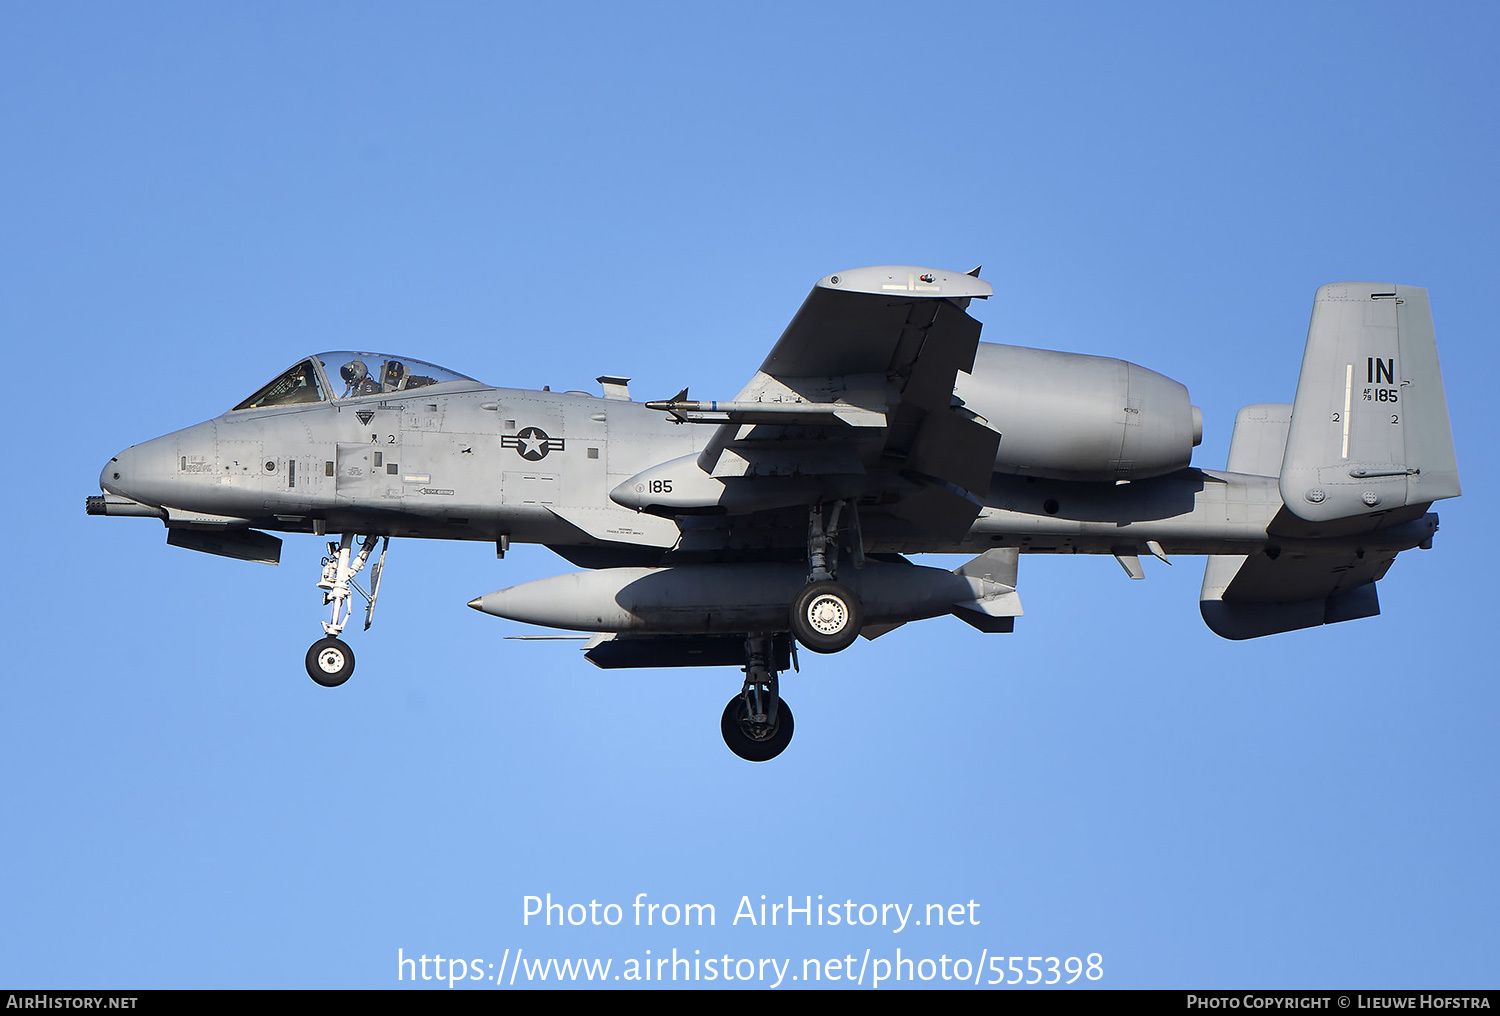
[956, 344, 1201, 482]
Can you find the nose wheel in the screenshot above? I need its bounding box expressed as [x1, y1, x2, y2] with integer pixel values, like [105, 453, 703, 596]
[306, 637, 355, 687]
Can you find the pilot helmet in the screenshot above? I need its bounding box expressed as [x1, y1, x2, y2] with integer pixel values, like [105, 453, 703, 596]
[340, 359, 369, 386]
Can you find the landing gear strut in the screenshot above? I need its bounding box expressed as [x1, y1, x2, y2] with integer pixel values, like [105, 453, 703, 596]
[789, 502, 862, 654]
[721, 635, 794, 761]
[304, 533, 389, 687]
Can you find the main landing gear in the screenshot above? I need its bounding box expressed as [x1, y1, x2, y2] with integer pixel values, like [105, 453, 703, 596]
[722, 502, 866, 758]
[304, 533, 389, 687]
[721, 634, 795, 761]
[787, 502, 862, 654]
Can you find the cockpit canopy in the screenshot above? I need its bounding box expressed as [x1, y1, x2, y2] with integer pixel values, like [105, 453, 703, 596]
[233, 353, 481, 411]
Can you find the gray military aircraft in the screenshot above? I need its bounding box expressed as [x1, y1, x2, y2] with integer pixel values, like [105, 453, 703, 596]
[90, 266, 1459, 760]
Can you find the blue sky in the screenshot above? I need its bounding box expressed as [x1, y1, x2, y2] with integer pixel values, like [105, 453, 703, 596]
[3, 1, 1496, 989]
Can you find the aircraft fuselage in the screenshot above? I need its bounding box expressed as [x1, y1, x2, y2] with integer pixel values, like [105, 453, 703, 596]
[98, 373, 1436, 562]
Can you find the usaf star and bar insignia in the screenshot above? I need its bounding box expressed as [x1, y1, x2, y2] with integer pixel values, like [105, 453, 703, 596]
[502, 426, 565, 461]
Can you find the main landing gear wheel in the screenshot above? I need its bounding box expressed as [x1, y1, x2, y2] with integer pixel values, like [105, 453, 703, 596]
[721, 693, 794, 762]
[790, 580, 862, 654]
[306, 637, 355, 687]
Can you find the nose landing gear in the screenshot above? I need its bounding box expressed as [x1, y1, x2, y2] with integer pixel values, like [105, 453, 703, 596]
[303, 533, 388, 686]
[306, 636, 355, 687]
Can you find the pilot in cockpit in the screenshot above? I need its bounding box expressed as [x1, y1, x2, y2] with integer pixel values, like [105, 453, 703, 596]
[335, 355, 439, 397]
[339, 358, 381, 397]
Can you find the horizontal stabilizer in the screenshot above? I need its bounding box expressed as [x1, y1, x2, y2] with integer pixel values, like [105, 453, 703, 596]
[1199, 549, 1390, 640]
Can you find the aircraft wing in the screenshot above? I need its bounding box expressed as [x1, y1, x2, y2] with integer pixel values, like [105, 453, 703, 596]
[657, 266, 999, 539]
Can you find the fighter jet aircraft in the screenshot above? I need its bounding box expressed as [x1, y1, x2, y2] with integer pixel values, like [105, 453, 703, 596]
[89, 266, 1460, 760]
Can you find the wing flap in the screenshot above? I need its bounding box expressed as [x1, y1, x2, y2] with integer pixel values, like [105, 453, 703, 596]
[886, 483, 987, 541]
[901, 408, 1002, 498]
[889, 301, 983, 415]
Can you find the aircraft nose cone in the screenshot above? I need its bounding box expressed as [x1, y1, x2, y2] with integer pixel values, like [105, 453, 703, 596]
[100, 449, 131, 497]
[99, 434, 179, 507]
